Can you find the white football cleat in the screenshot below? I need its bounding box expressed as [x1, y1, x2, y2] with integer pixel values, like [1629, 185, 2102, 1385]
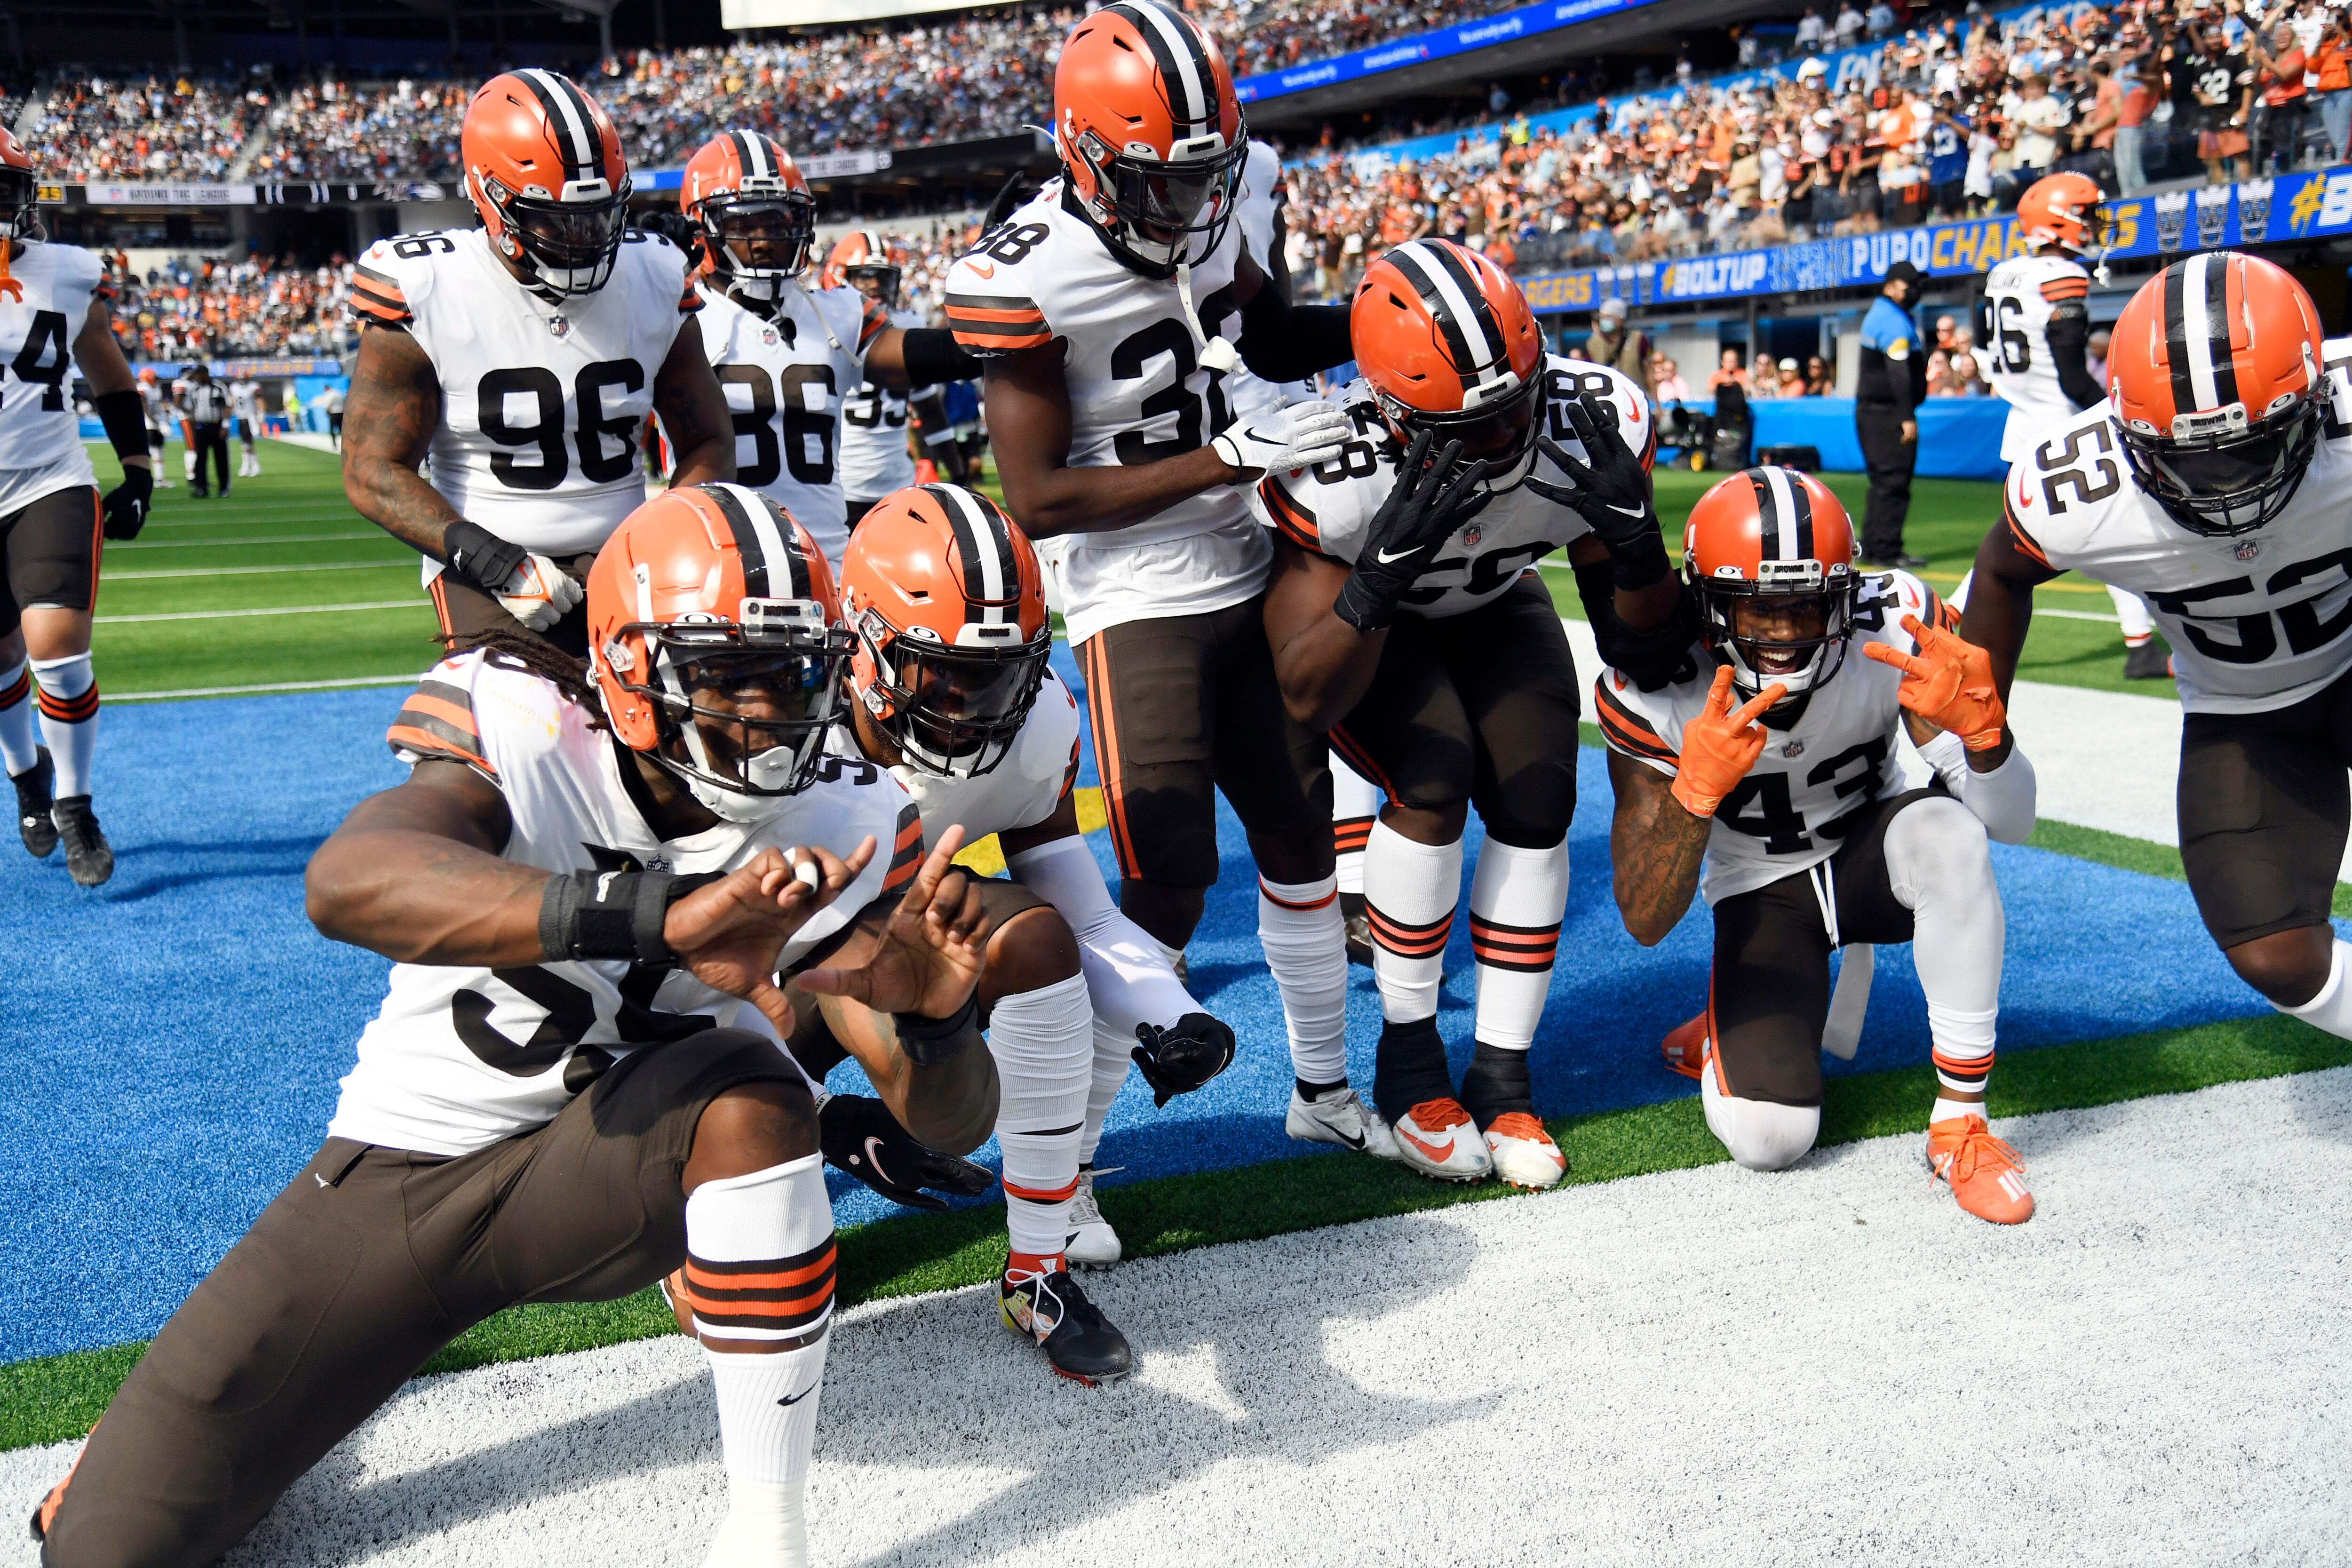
[1482, 1112, 1567, 1189]
[1287, 1083, 1401, 1161]
[1064, 1165, 1122, 1269]
[1391, 1098, 1493, 1182]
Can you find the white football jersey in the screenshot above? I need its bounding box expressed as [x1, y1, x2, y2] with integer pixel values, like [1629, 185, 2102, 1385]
[229, 382, 262, 423]
[944, 182, 1265, 644]
[1596, 571, 1946, 903]
[0, 240, 102, 514]
[2003, 345, 2352, 715]
[354, 226, 698, 565]
[696, 280, 886, 565]
[1251, 356, 1653, 619]
[1225, 140, 1310, 423]
[1983, 250, 2093, 461]
[835, 667, 1081, 847]
[329, 648, 921, 1157]
[138, 379, 169, 432]
[839, 304, 926, 505]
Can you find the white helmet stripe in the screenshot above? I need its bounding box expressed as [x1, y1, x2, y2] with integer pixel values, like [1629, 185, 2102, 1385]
[1388, 241, 1503, 374]
[1121, 0, 1210, 128]
[931, 484, 1014, 623]
[519, 69, 596, 178]
[2181, 251, 2225, 412]
[732, 128, 772, 180]
[1758, 467, 1802, 561]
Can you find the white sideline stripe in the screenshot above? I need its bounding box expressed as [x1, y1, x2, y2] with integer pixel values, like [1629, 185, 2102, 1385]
[95, 600, 425, 624]
[113, 532, 382, 549]
[112, 674, 419, 701]
[268, 431, 341, 453]
[106, 560, 412, 581]
[6, 1072, 2342, 1565]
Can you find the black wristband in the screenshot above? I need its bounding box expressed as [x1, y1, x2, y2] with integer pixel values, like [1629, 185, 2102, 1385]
[1606, 526, 1674, 593]
[901, 327, 983, 388]
[94, 389, 149, 461]
[1332, 572, 1401, 635]
[443, 518, 525, 593]
[538, 869, 722, 963]
[893, 991, 981, 1067]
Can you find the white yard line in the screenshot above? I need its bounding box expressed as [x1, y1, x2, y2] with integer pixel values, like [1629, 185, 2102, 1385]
[95, 600, 425, 625]
[112, 532, 383, 549]
[105, 560, 412, 581]
[9, 1071, 2344, 1567]
[111, 674, 422, 702]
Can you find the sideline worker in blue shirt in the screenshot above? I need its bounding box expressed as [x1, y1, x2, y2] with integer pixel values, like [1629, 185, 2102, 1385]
[1855, 260, 1928, 567]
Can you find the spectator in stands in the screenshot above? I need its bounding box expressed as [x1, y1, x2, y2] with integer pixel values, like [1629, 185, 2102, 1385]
[2115, 56, 2162, 193]
[2251, 21, 2311, 172]
[1650, 354, 1691, 401]
[1708, 346, 1751, 392]
[2314, 12, 2352, 166]
[2192, 21, 2256, 182]
[1586, 296, 1649, 382]
[1804, 354, 1834, 395]
[2070, 58, 2122, 185]
[1797, 7, 1828, 54]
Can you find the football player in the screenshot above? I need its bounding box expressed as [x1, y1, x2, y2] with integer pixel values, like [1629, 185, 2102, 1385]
[1257, 239, 1686, 1186]
[135, 367, 174, 488]
[342, 70, 738, 659]
[1598, 468, 2038, 1222]
[0, 126, 155, 887]
[230, 373, 262, 479]
[806, 483, 1232, 1369]
[950, 0, 1374, 1150]
[824, 231, 959, 531]
[669, 137, 983, 565]
[31, 482, 1000, 1568]
[1977, 172, 2167, 679]
[1961, 252, 2352, 1047]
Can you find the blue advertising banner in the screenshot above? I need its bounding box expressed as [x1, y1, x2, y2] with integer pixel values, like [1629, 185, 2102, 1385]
[1516, 167, 2352, 313]
[1233, 0, 1661, 105]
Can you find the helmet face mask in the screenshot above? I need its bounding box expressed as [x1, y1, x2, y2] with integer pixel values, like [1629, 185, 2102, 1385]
[2116, 393, 2325, 537]
[1075, 128, 1247, 276]
[857, 612, 1052, 779]
[1377, 371, 1542, 494]
[0, 162, 39, 242]
[842, 263, 902, 307]
[1700, 581, 1859, 700]
[698, 191, 817, 302]
[487, 178, 631, 295]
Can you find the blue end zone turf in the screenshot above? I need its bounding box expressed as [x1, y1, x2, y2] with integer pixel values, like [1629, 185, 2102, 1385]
[0, 648, 2298, 1361]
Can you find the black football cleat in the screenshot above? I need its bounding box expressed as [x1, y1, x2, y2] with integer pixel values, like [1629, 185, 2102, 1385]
[1000, 1267, 1133, 1385]
[1340, 890, 1374, 968]
[2123, 642, 2172, 681]
[12, 747, 55, 858]
[52, 796, 113, 887]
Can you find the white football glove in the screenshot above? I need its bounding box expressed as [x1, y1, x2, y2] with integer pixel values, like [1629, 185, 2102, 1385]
[493, 552, 586, 633]
[1210, 399, 1351, 482]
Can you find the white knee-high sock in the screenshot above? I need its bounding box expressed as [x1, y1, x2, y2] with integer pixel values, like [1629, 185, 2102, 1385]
[1078, 1017, 1131, 1167]
[1260, 874, 1351, 1087]
[1883, 797, 2003, 1123]
[2110, 584, 2155, 645]
[1366, 820, 1462, 1024]
[0, 657, 36, 776]
[987, 971, 1095, 1276]
[2283, 939, 2352, 1040]
[1331, 751, 1380, 898]
[1005, 836, 1195, 1042]
[1468, 836, 1569, 1049]
[683, 1154, 835, 1568]
[32, 653, 96, 799]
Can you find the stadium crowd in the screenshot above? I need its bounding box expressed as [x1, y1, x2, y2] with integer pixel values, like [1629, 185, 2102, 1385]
[32, 74, 269, 184]
[98, 251, 358, 360]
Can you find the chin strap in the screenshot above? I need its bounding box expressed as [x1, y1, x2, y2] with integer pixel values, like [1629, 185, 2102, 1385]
[793, 278, 847, 355]
[1173, 261, 1240, 374]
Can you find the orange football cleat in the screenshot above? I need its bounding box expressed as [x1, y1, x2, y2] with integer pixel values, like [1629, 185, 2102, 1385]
[1392, 1098, 1493, 1182]
[1482, 1111, 1567, 1189]
[1661, 1012, 1710, 1079]
[1926, 1114, 2034, 1225]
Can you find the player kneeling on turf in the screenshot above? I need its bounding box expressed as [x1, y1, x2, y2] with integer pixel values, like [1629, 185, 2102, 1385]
[1597, 468, 2040, 1224]
[31, 482, 1001, 1568]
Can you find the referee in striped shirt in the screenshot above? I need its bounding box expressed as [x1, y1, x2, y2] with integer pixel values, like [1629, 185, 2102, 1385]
[180, 365, 233, 499]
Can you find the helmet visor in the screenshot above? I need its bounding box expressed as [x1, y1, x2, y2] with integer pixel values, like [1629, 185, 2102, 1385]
[635, 628, 852, 797]
[0, 166, 35, 235]
[1104, 143, 1245, 246]
[867, 621, 1051, 778]
[2120, 397, 2324, 536]
[704, 194, 816, 276]
[507, 188, 630, 271]
[1387, 373, 1540, 490]
[844, 263, 902, 304]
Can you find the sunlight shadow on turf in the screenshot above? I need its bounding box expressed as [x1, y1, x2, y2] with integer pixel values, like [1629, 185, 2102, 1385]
[96, 837, 326, 905]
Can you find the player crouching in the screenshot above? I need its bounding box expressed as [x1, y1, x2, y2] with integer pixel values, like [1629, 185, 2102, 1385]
[1596, 469, 2040, 1223]
[32, 482, 1001, 1568]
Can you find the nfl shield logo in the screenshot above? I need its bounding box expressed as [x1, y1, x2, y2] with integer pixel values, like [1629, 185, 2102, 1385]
[1462, 524, 1483, 548]
[763, 326, 780, 346]
[1782, 739, 1805, 758]
[548, 314, 572, 339]
[2236, 539, 2262, 561]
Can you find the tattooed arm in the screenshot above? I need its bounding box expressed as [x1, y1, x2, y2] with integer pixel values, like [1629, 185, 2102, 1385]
[653, 316, 737, 488]
[1607, 748, 1712, 946]
[341, 323, 464, 558]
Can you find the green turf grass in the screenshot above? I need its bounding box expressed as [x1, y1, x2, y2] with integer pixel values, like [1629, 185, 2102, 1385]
[6, 1009, 2344, 1454]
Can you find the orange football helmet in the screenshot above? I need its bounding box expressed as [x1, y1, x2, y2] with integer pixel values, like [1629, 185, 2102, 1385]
[839, 484, 1051, 779]
[1684, 466, 1861, 700]
[0, 127, 36, 239]
[1053, 0, 1247, 277]
[1352, 238, 1545, 490]
[822, 230, 903, 306]
[588, 482, 853, 814]
[2015, 171, 2109, 255]
[681, 130, 816, 305]
[461, 70, 630, 298]
[2109, 252, 2325, 537]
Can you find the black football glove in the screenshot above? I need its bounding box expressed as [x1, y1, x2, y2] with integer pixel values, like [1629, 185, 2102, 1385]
[1330, 431, 1492, 634]
[639, 209, 705, 269]
[1129, 1011, 1238, 1108]
[818, 1092, 995, 1212]
[1523, 397, 1671, 591]
[102, 466, 153, 541]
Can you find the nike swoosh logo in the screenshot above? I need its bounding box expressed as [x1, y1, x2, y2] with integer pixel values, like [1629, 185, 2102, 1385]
[1320, 1121, 1366, 1149]
[968, 261, 996, 278]
[776, 1386, 815, 1407]
[1605, 502, 1648, 518]
[863, 1136, 893, 1185]
[1397, 1126, 1453, 1162]
[1375, 545, 1419, 565]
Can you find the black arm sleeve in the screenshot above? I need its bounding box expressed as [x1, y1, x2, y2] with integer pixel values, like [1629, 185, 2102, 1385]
[93, 389, 149, 461]
[900, 327, 984, 388]
[1572, 558, 1702, 692]
[2043, 300, 2104, 412]
[1237, 283, 1353, 382]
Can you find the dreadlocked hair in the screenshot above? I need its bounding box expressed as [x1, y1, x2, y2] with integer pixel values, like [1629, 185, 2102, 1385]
[437, 628, 609, 730]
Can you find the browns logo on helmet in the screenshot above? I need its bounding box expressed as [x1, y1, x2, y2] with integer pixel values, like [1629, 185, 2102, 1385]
[588, 482, 854, 817]
[1053, 0, 1248, 277]
[1351, 238, 1545, 492]
[839, 483, 1052, 779]
[681, 130, 817, 306]
[2108, 251, 2326, 537]
[1684, 466, 1863, 700]
[461, 70, 631, 298]
[822, 230, 903, 307]
[2015, 171, 2109, 255]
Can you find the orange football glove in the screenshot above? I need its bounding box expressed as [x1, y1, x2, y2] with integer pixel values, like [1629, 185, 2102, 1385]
[1865, 613, 2007, 750]
[1670, 665, 1788, 818]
